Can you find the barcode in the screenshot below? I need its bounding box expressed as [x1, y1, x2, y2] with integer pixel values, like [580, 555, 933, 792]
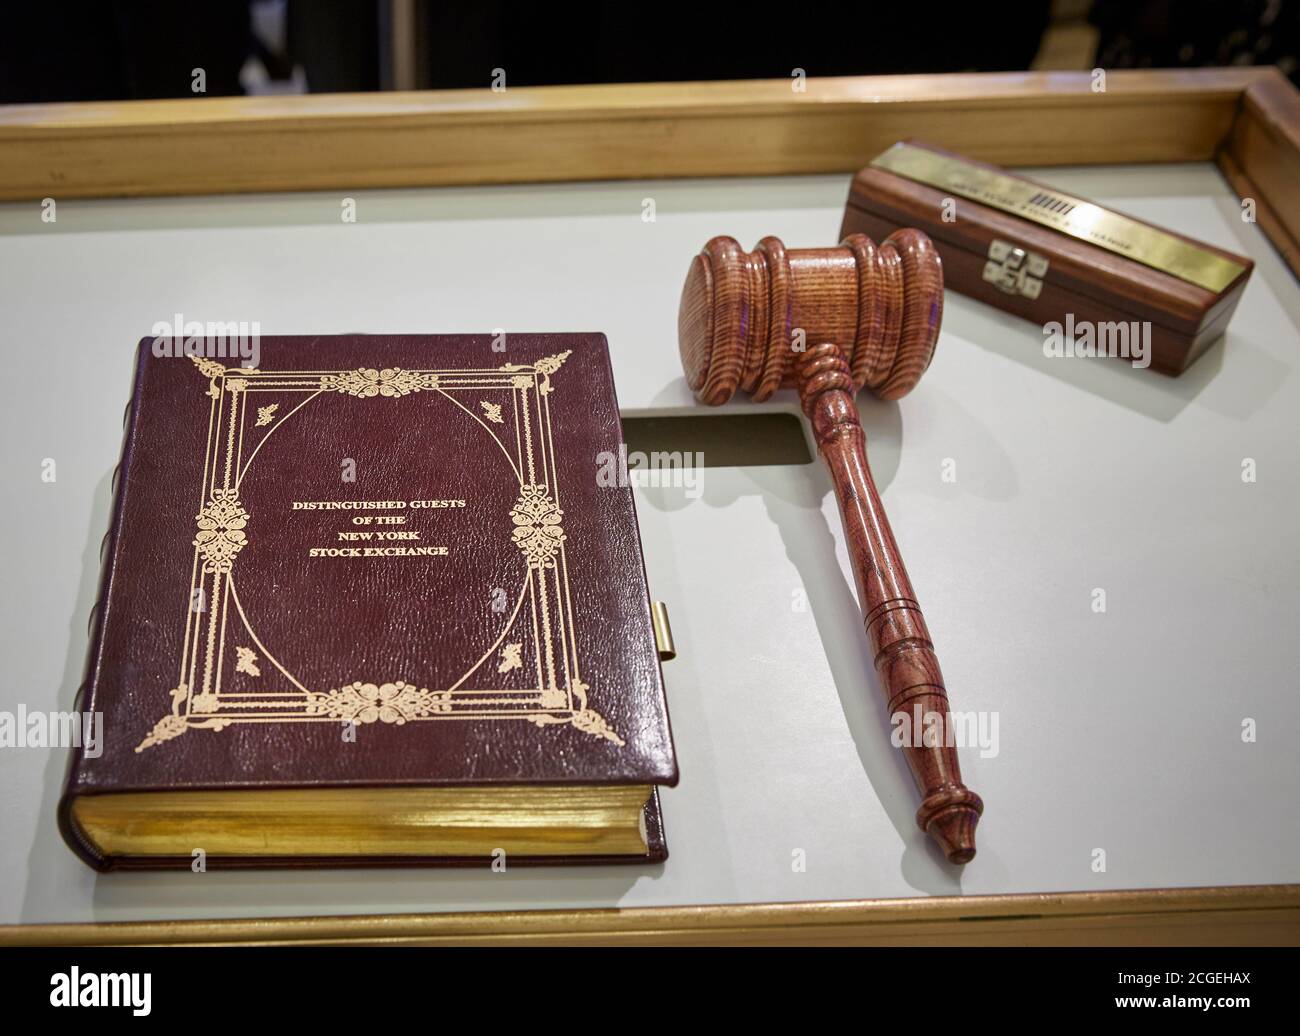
[1027, 191, 1077, 216]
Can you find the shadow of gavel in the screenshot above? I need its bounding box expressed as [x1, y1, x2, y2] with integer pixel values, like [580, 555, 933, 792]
[678, 232, 983, 864]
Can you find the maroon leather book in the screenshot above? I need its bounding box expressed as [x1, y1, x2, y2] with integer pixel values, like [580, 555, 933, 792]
[60, 333, 677, 869]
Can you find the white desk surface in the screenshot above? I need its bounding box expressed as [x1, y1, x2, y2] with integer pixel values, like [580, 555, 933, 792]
[1, 163, 1297, 926]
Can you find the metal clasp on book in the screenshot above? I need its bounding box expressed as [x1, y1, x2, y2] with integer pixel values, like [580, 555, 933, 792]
[983, 239, 1048, 299]
[651, 601, 676, 662]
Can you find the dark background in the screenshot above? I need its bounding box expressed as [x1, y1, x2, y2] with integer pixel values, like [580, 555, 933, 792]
[0, 0, 1296, 103]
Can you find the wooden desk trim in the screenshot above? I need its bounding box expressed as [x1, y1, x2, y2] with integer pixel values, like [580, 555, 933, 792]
[0, 67, 1273, 197]
[3, 885, 1298, 946]
[1217, 70, 1300, 276]
[2, 67, 1295, 272]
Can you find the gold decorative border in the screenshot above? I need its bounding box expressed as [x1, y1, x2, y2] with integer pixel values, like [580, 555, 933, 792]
[137, 348, 623, 751]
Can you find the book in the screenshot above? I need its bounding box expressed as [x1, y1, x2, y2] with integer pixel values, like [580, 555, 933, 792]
[59, 333, 678, 869]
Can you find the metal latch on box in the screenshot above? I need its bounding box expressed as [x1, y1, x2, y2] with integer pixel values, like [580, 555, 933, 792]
[983, 239, 1048, 298]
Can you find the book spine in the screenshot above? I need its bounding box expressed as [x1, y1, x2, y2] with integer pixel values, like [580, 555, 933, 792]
[57, 342, 151, 871]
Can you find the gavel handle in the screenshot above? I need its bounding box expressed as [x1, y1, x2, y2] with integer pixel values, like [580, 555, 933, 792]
[796, 343, 983, 864]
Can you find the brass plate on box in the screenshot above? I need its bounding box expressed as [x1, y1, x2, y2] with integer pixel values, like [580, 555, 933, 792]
[870, 142, 1247, 293]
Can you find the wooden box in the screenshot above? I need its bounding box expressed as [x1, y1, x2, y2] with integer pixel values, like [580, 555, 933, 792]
[840, 141, 1255, 375]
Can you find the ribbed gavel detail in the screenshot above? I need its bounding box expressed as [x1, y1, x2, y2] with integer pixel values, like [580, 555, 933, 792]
[678, 231, 944, 406]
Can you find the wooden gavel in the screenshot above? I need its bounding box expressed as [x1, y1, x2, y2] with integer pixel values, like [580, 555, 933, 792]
[678, 232, 983, 864]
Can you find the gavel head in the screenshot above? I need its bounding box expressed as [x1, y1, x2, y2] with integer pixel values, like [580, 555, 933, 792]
[678, 231, 944, 406]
